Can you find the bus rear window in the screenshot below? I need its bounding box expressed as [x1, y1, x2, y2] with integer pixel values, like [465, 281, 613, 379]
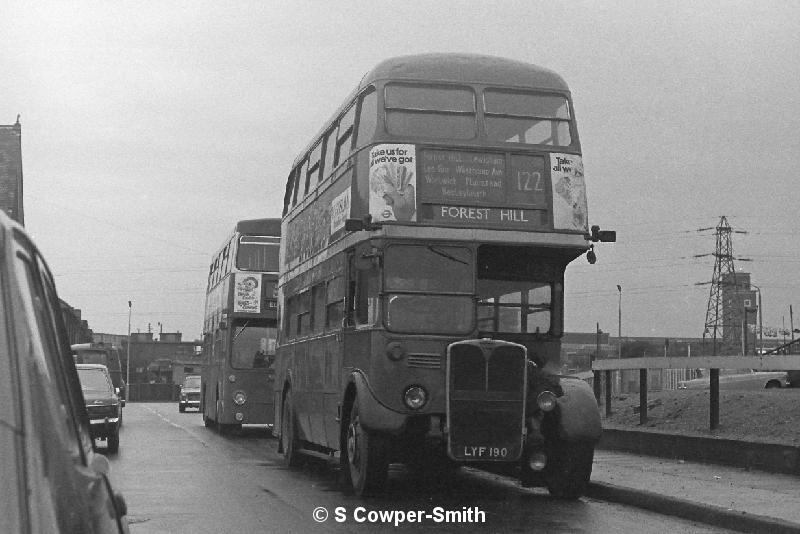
[237, 238, 279, 272]
[484, 90, 572, 146]
[385, 84, 476, 140]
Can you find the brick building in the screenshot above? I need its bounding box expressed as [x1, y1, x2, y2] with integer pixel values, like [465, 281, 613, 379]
[0, 117, 24, 224]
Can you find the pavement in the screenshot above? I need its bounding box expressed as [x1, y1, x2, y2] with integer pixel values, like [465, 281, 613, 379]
[588, 432, 800, 534]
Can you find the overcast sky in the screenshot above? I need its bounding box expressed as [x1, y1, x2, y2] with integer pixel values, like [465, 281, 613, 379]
[3, 1, 799, 342]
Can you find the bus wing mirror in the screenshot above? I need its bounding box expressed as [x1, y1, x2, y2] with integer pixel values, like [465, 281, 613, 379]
[589, 225, 616, 243]
[597, 230, 616, 242]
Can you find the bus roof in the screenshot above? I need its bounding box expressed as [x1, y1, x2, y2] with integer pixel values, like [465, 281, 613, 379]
[292, 54, 572, 170]
[235, 218, 281, 237]
[357, 53, 570, 92]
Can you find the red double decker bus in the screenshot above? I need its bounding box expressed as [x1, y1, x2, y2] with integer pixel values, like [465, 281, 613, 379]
[275, 54, 614, 496]
[201, 218, 280, 432]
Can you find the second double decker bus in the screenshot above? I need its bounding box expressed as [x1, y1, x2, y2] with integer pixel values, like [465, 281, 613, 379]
[275, 54, 614, 496]
[201, 218, 280, 432]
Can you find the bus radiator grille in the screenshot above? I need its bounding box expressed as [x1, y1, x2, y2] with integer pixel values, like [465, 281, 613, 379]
[406, 354, 441, 369]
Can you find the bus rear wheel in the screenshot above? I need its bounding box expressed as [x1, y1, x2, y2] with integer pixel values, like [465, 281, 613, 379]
[544, 441, 594, 499]
[280, 392, 303, 468]
[343, 400, 388, 496]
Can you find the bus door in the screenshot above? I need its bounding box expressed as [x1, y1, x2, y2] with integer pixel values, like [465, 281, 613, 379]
[446, 339, 527, 462]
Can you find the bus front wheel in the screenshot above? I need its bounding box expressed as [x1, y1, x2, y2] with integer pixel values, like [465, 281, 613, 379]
[280, 392, 303, 468]
[343, 399, 389, 496]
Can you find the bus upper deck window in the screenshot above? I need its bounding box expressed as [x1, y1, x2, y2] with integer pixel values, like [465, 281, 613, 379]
[335, 105, 356, 165]
[384, 84, 476, 140]
[484, 90, 572, 147]
[237, 238, 279, 272]
[355, 88, 377, 148]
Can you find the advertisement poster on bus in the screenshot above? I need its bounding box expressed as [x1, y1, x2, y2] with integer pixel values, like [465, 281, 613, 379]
[550, 153, 588, 231]
[234, 273, 261, 313]
[369, 144, 417, 222]
[330, 187, 351, 234]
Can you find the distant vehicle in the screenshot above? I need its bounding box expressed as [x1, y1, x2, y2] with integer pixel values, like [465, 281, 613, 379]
[73, 342, 127, 402]
[77, 363, 123, 452]
[179, 374, 202, 412]
[678, 370, 789, 390]
[0, 209, 129, 532]
[201, 218, 280, 432]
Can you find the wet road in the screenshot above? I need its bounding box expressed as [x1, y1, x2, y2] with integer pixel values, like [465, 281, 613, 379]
[106, 403, 735, 533]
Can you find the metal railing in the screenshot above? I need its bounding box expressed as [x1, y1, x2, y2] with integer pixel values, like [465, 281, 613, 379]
[592, 355, 800, 429]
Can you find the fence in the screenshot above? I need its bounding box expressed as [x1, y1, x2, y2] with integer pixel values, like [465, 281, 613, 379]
[592, 355, 800, 429]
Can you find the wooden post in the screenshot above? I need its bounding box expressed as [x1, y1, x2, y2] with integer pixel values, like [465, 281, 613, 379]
[593, 323, 602, 404]
[710, 368, 720, 429]
[604, 370, 612, 417]
[639, 368, 648, 425]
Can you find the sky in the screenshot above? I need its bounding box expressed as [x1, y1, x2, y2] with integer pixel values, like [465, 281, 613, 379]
[3, 1, 799, 342]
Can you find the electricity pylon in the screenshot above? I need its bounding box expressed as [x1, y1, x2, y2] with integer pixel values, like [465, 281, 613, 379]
[699, 216, 746, 353]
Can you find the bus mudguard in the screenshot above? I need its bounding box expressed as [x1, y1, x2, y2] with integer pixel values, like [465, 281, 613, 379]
[347, 371, 407, 434]
[555, 377, 602, 442]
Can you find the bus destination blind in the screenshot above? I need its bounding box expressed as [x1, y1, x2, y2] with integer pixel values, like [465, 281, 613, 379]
[418, 149, 549, 230]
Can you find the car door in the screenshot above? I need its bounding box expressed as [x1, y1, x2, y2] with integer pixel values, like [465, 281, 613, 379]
[10, 228, 128, 533]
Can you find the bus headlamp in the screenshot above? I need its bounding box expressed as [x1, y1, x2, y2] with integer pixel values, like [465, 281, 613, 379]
[228, 374, 237, 383]
[232, 391, 247, 406]
[528, 451, 547, 471]
[403, 385, 427, 410]
[536, 391, 558, 412]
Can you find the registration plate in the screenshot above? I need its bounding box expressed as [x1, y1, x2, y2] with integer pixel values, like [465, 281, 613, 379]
[460, 445, 510, 459]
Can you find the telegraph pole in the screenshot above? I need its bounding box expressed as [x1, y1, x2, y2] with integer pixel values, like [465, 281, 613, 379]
[126, 301, 132, 399]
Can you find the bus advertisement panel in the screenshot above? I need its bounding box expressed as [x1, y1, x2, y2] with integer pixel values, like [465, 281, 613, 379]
[201, 219, 279, 433]
[276, 54, 614, 497]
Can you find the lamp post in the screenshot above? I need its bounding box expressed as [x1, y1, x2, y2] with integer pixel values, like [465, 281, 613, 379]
[617, 285, 622, 358]
[126, 301, 132, 398]
[751, 284, 763, 355]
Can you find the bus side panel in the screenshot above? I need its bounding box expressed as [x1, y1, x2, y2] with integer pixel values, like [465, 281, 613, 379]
[307, 336, 328, 446]
[322, 334, 342, 450]
[285, 341, 314, 443]
[342, 330, 371, 373]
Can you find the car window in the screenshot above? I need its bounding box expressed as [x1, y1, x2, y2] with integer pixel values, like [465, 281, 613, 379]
[78, 368, 113, 393]
[34, 253, 95, 454]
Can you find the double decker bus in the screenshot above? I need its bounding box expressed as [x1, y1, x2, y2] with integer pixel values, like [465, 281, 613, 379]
[72, 342, 126, 402]
[275, 54, 615, 496]
[201, 218, 280, 432]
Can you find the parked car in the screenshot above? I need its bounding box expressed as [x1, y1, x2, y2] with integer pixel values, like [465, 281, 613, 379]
[0, 210, 128, 532]
[179, 374, 201, 412]
[77, 363, 123, 452]
[677, 370, 789, 390]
